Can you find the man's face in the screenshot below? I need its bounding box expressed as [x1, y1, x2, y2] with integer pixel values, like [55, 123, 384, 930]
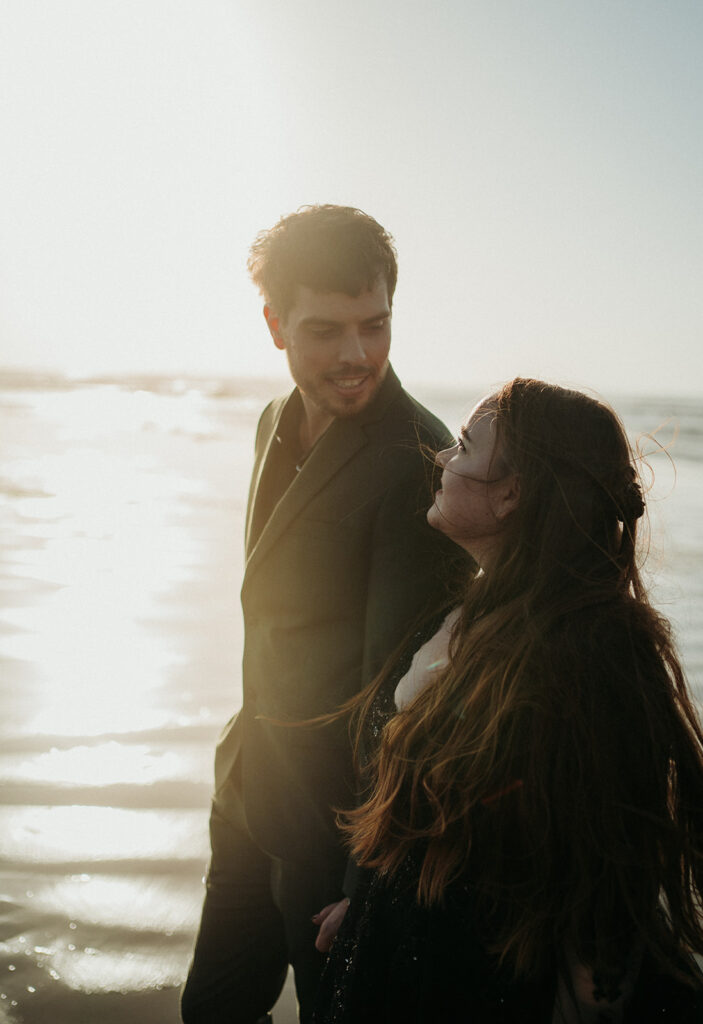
[266, 278, 392, 422]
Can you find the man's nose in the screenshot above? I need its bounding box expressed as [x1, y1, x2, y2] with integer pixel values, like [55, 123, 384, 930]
[338, 330, 367, 364]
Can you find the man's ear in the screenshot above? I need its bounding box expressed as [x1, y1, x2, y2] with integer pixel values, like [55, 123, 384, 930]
[494, 474, 520, 521]
[264, 305, 285, 350]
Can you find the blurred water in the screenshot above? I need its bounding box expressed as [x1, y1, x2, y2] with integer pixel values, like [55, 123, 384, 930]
[0, 375, 257, 1021]
[0, 371, 701, 1021]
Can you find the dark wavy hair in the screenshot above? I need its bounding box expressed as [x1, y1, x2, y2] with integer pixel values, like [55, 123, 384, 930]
[343, 379, 703, 985]
[247, 204, 398, 320]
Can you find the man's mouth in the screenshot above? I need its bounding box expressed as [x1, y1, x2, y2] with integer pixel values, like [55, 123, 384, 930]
[329, 375, 369, 391]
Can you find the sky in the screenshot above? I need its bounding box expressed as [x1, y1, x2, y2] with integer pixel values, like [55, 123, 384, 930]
[1, 0, 701, 397]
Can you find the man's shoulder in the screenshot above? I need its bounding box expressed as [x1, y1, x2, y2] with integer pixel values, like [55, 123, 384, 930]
[254, 391, 295, 445]
[258, 392, 290, 424]
[379, 382, 452, 449]
[400, 386, 451, 437]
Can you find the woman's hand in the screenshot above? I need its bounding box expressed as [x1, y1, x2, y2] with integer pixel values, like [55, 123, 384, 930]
[552, 944, 640, 1023]
[312, 898, 350, 952]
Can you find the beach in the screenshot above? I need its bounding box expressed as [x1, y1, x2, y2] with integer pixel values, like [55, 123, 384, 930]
[1, 372, 701, 1023]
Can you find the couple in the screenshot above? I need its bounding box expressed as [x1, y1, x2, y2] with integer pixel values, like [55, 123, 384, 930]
[182, 205, 703, 1023]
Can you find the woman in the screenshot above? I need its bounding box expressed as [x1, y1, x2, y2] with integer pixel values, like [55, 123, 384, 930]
[312, 378, 703, 1023]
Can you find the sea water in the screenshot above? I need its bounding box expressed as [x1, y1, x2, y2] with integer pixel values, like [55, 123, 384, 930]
[0, 372, 701, 1022]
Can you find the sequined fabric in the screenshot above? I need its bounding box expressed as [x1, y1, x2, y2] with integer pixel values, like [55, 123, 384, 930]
[313, 847, 552, 1023]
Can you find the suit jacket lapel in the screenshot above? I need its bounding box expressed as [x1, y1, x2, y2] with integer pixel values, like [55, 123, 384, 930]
[244, 366, 402, 580]
[244, 416, 367, 578]
[244, 396, 287, 554]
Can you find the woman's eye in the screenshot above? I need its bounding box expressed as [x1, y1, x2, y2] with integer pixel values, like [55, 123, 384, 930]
[456, 436, 466, 452]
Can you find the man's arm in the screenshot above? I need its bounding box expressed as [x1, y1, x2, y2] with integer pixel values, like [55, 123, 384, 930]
[315, 460, 465, 942]
[360, 467, 464, 689]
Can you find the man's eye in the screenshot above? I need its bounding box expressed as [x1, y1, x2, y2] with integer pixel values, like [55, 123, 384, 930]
[364, 320, 387, 333]
[310, 328, 337, 340]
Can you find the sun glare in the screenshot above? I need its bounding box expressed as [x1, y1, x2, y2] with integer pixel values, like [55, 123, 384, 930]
[0, 806, 208, 864]
[1, 388, 221, 737]
[0, 741, 211, 789]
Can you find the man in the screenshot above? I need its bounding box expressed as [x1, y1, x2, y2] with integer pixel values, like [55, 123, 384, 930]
[182, 205, 463, 1024]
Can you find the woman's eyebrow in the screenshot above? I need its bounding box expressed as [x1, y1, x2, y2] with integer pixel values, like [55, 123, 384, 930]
[461, 426, 471, 442]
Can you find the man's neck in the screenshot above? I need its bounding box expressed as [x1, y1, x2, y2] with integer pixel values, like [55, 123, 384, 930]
[298, 395, 334, 456]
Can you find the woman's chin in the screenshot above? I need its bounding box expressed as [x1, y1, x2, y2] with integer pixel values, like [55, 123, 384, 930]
[426, 503, 442, 532]
[427, 506, 456, 546]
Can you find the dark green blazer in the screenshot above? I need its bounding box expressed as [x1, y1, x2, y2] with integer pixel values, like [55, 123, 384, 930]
[216, 367, 462, 863]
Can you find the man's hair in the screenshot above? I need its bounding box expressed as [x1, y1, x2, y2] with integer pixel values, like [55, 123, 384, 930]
[247, 205, 398, 320]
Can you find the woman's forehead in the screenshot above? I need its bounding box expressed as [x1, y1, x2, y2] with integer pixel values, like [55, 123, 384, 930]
[463, 398, 498, 432]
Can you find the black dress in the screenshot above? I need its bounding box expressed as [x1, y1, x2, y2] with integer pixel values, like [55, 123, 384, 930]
[312, 621, 555, 1023]
[313, 853, 556, 1023]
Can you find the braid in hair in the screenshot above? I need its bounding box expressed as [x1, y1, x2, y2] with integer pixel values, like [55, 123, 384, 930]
[614, 465, 645, 524]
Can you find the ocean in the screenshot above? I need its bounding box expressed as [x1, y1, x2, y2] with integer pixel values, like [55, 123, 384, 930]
[1, 371, 701, 1023]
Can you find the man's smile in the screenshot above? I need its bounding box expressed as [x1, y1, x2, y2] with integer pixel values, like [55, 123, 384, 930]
[328, 374, 372, 394]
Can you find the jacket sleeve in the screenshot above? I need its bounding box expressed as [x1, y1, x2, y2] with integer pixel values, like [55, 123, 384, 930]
[361, 467, 464, 689]
[342, 463, 466, 898]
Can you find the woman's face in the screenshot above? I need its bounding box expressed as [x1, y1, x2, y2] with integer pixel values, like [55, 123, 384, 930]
[427, 402, 518, 564]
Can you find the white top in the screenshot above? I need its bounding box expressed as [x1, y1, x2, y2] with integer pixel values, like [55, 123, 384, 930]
[393, 606, 462, 711]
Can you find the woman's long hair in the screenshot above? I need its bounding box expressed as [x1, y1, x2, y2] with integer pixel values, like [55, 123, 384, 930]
[343, 378, 703, 982]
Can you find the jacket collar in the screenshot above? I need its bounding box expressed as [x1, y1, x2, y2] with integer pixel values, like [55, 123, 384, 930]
[244, 365, 401, 575]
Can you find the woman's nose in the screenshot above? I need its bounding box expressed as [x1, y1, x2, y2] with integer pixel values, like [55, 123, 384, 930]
[435, 445, 453, 467]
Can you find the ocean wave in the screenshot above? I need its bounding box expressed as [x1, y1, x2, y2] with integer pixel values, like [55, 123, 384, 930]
[0, 857, 205, 879]
[0, 780, 212, 810]
[0, 479, 52, 500]
[0, 724, 225, 754]
[0, 367, 288, 400]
